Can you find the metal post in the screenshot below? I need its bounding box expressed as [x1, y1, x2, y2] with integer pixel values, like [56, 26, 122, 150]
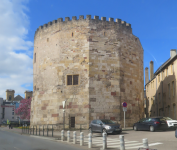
[36, 126, 37, 135]
[80, 132, 84, 146]
[43, 125, 44, 136]
[33, 126, 34, 135]
[102, 133, 107, 150]
[39, 126, 40, 136]
[52, 125, 53, 137]
[67, 131, 70, 142]
[124, 111, 125, 128]
[63, 110, 65, 130]
[88, 133, 92, 148]
[73, 131, 77, 144]
[142, 138, 149, 149]
[119, 135, 125, 150]
[47, 125, 48, 136]
[61, 130, 64, 141]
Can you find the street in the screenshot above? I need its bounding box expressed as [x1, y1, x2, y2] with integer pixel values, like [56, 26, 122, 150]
[0, 128, 83, 150]
[1, 127, 177, 150]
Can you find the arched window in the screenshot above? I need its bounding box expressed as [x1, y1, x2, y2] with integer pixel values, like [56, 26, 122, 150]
[9, 95, 11, 100]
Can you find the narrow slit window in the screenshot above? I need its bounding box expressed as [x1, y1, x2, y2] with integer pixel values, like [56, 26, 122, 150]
[34, 53, 36, 63]
[72, 32, 73, 37]
[47, 38, 49, 42]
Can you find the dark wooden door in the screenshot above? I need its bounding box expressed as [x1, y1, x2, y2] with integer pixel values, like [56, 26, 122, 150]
[71, 117, 75, 128]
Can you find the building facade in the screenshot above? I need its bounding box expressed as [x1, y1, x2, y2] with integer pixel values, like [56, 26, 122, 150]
[31, 15, 144, 128]
[145, 50, 177, 119]
[1, 90, 33, 123]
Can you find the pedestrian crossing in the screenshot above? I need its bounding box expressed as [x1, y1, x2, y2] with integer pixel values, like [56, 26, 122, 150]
[71, 136, 163, 149]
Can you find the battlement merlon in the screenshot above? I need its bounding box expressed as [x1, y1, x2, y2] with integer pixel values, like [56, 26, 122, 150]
[34, 15, 132, 37]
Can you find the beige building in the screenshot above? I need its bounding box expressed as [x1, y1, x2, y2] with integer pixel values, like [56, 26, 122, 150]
[31, 15, 144, 128]
[145, 49, 177, 119]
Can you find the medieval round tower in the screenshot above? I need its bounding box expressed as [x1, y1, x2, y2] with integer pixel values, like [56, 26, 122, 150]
[31, 15, 144, 128]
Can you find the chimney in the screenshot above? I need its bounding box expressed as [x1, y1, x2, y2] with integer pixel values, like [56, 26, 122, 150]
[145, 67, 149, 84]
[150, 61, 154, 80]
[170, 49, 177, 58]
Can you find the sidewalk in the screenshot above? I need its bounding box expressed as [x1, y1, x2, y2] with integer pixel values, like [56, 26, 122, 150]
[0, 126, 133, 138]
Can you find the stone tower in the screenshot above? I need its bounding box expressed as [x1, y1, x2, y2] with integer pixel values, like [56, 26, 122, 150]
[24, 91, 33, 99]
[6, 89, 15, 101]
[31, 15, 144, 127]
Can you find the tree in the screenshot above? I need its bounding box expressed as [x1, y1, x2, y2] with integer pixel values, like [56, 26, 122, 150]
[15, 97, 31, 120]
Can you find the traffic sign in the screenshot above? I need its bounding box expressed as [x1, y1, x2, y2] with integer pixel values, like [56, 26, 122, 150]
[123, 107, 127, 111]
[122, 102, 127, 107]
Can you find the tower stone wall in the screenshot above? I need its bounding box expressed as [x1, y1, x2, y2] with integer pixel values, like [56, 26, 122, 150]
[31, 15, 144, 127]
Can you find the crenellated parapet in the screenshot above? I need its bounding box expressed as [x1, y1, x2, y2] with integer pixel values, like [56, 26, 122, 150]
[34, 15, 132, 38]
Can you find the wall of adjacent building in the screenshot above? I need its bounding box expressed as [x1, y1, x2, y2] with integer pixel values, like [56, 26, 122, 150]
[146, 58, 177, 119]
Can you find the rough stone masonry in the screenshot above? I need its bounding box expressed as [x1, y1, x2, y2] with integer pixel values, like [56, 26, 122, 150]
[31, 15, 144, 128]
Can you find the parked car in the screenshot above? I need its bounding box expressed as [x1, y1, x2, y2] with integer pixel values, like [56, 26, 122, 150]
[163, 117, 177, 128]
[89, 119, 122, 134]
[133, 117, 168, 132]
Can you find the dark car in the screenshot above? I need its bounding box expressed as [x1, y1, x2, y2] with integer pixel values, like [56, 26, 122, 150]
[89, 119, 122, 134]
[133, 117, 168, 132]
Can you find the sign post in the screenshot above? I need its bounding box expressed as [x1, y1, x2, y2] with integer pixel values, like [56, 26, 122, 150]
[122, 102, 127, 129]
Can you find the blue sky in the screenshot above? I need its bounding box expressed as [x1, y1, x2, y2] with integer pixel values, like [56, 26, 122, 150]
[0, 0, 177, 99]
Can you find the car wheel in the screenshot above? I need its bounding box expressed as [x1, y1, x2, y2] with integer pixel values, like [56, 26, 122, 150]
[134, 125, 138, 131]
[150, 126, 155, 132]
[89, 128, 92, 134]
[102, 129, 107, 134]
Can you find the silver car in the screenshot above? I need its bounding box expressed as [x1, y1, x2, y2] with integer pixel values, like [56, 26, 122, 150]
[89, 119, 122, 134]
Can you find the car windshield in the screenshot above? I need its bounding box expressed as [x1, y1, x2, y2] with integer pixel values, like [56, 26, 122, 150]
[164, 117, 173, 120]
[101, 120, 116, 124]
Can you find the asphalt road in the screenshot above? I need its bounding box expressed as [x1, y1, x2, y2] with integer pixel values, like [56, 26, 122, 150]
[0, 128, 83, 150]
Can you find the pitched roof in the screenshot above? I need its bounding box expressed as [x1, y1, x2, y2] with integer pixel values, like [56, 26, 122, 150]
[14, 95, 23, 101]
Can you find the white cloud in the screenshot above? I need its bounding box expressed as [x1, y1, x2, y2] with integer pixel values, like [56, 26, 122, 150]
[0, 0, 33, 99]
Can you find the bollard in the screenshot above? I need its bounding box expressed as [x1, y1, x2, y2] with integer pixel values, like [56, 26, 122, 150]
[102, 133, 107, 150]
[67, 131, 70, 142]
[73, 131, 77, 144]
[88, 133, 92, 148]
[119, 135, 125, 150]
[80, 132, 84, 146]
[61, 130, 64, 141]
[142, 138, 149, 149]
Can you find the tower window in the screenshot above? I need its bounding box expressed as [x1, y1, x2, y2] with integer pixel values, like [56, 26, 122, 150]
[67, 75, 79, 85]
[28, 96, 30, 99]
[9, 96, 11, 100]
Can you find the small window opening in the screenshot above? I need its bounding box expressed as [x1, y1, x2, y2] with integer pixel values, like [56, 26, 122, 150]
[67, 75, 79, 85]
[28, 96, 30, 99]
[47, 38, 49, 42]
[72, 32, 74, 37]
[9, 96, 11, 101]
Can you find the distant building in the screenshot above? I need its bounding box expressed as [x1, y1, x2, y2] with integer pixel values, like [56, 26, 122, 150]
[145, 49, 177, 119]
[0, 90, 33, 123]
